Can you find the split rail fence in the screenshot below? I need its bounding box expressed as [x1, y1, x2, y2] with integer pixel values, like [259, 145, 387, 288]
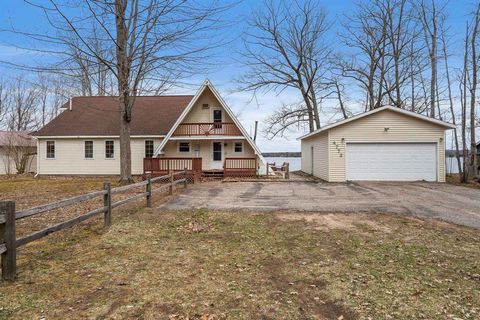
[0, 170, 191, 281]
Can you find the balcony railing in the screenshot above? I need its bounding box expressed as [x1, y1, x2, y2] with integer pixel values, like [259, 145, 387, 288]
[172, 122, 242, 136]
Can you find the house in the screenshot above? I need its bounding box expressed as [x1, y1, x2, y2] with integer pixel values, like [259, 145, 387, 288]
[299, 106, 455, 182]
[0, 131, 37, 175]
[33, 80, 265, 177]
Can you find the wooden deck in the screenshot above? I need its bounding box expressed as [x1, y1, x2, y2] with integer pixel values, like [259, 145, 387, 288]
[143, 157, 258, 179]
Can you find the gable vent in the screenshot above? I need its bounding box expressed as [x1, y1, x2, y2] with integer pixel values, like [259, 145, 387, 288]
[202, 103, 209, 109]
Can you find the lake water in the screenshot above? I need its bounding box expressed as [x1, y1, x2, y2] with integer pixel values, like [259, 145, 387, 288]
[265, 156, 462, 174]
[264, 157, 301, 171]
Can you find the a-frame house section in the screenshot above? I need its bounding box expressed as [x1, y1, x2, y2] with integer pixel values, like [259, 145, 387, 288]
[146, 80, 265, 177]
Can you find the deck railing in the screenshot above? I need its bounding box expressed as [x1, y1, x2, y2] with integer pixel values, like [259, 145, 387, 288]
[143, 157, 202, 175]
[224, 157, 257, 177]
[172, 123, 241, 136]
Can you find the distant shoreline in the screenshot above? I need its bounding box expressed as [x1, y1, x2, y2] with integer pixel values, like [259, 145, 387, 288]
[262, 152, 301, 157]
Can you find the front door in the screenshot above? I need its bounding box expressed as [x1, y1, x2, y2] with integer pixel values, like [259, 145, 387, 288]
[212, 141, 223, 169]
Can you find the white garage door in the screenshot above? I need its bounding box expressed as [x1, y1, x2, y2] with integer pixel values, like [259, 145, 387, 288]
[346, 143, 437, 181]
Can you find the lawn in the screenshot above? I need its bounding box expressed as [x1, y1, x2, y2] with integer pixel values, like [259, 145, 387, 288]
[0, 177, 479, 319]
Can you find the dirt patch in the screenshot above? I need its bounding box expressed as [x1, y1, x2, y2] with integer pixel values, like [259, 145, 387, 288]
[276, 212, 394, 233]
[177, 221, 213, 234]
[447, 174, 480, 189]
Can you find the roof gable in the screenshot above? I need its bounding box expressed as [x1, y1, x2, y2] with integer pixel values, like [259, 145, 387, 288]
[154, 80, 265, 161]
[299, 106, 456, 140]
[34, 95, 193, 137]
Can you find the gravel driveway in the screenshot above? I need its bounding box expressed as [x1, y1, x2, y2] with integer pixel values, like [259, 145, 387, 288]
[161, 180, 480, 228]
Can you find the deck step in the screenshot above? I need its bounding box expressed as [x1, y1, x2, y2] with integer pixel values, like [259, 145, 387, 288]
[202, 170, 224, 178]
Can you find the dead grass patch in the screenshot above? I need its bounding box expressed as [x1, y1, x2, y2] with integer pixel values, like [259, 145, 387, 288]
[276, 212, 394, 233]
[0, 178, 479, 319]
[447, 174, 480, 189]
[0, 207, 478, 320]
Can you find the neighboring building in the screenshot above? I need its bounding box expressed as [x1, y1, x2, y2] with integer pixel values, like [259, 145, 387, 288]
[0, 131, 37, 175]
[33, 80, 265, 176]
[299, 106, 455, 182]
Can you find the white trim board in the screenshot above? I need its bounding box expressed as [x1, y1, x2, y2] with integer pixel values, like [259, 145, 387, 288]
[298, 106, 456, 140]
[33, 135, 165, 139]
[168, 136, 246, 140]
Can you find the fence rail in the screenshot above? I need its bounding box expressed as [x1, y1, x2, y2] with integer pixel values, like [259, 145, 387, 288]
[224, 157, 258, 177]
[0, 169, 190, 281]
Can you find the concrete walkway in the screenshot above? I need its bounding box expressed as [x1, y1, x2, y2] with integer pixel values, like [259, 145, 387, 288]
[161, 180, 480, 228]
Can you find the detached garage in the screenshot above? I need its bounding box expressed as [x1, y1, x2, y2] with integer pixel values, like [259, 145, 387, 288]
[299, 106, 455, 182]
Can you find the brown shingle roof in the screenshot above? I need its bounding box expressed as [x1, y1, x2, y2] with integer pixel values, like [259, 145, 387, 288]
[34, 96, 194, 137]
[0, 131, 36, 147]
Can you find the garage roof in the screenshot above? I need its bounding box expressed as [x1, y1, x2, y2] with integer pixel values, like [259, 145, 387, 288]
[298, 106, 456, 140]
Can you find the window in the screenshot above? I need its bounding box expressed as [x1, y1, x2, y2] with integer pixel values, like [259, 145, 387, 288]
[46, 141, 55, 159]
[213, 109, 222, 129]
[234, 142, 243, 153]
[202, 103, 209, 109]
[178, 142, 190, 153]
[213, 109, 222, 122]
[145, 140, 154, 158]
[84, 141, 93, 159]
[105, 140, 114, 159]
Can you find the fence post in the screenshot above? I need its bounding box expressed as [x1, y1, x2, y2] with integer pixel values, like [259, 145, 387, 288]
[146, 176, 152, 208]
[183, 167, 188, 188]
[169, 171, 174, 195]
[103, 182, 112, 228]
[285, 162, 290, 179]
[1, 201, 16, 281]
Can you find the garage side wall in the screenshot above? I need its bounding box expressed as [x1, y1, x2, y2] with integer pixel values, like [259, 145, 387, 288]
[301, 132, 329, 180]
[328, 110, 446, 182]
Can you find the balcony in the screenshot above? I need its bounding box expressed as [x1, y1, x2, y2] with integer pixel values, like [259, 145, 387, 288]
[172, 122, 242, 136]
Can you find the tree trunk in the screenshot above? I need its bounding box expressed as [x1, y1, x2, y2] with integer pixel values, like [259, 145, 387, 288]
[470, 9, 479, 178]
[461, 22, 469, 183]
[115, 0, 133, 184]
[119, 102, 133, 183]
[429, 21, 437, 118]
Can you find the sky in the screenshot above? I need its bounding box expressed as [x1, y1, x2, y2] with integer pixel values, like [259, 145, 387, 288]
[0, 0, 476, 152]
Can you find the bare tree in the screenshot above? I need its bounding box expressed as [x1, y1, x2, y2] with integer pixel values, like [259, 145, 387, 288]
[417, 0, 445, 118]
[0, 132, 36, 174]
[6, 77, 38, 132]
[469, 4, 480, 178]
[441, 24, 462, 176]
[4, 0, 232, 184]
[240, 0, 332, 135]
[460, 21, 470, 183]
[337, 0, 389, 110]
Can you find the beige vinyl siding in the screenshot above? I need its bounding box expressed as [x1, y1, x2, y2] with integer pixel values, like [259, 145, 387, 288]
[182, 87, 234, 124]
[328, 110, 446, 182]
[37, 138, 162, 175]
[301, 132, 329, 180]
[162, 139, 255, 170]
[0, 148, 36, 175]
[0, 149, 15, 174]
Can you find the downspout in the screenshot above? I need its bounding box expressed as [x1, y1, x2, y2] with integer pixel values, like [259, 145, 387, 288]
[34, 137, 40, 177]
